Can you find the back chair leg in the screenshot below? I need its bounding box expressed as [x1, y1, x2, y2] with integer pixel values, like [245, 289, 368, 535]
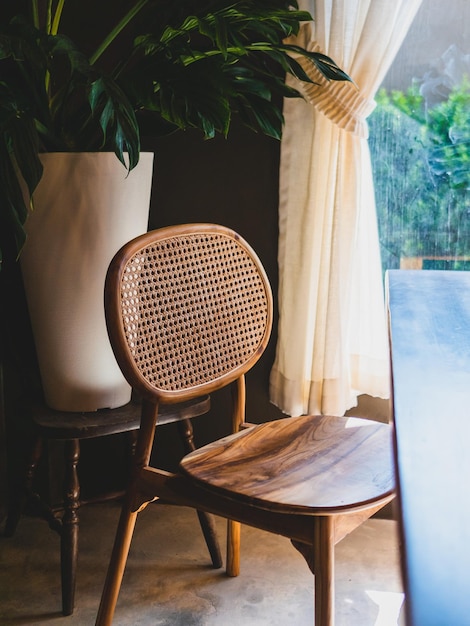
[177, 419, 222, 569]
[196, 510, 223, 568]
[96, 502, 139, 626]
[226, 519, 241, 577]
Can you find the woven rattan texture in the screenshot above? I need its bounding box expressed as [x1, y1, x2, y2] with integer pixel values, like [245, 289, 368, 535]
[120, 232, 269, 392]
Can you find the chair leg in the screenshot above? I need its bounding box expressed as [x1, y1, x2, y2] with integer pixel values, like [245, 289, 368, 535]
[61, 439, 80, 616]
[313, 516, 335, 626]
[196, 510, 223, 568]
[177, 419, 223, 569]
[95, 501, 139, 626]
[4, 434, 79, 616]
[226, 519, 241, 577]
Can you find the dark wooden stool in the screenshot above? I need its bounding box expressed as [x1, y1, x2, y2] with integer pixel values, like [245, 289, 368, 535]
[4, 396, 222, 616]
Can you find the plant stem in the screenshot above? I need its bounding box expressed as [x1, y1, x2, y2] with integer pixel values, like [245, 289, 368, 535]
[31, 0, 39, 28]
[46, 0, 52, 34]
[89, 0, 149, 65]
[51, 0, 66, 35]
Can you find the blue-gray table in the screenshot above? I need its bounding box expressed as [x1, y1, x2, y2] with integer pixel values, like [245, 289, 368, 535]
[387, 269, 470, 626]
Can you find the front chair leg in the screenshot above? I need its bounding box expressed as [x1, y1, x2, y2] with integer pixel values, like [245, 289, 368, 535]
[313, 516, 335, 626]
[97, 400, 159, 626]
[95, 501, 139, 626]
[291, 516, 335, 626]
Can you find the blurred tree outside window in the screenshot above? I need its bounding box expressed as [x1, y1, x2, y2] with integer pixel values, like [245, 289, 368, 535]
[369, 0, 470, 274]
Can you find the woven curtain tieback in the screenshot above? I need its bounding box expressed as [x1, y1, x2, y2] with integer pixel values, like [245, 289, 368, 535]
[287, 38, 376, 139]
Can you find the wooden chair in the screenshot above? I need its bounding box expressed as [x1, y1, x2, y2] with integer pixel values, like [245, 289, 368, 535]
[4, 394, 220, 616]
[96, 223, 395, 626]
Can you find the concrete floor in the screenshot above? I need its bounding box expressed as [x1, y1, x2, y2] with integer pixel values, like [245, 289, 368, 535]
[0, 502, 404, 626]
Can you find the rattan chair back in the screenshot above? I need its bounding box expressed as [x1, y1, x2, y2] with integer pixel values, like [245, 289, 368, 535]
[104, 223, 273, 403]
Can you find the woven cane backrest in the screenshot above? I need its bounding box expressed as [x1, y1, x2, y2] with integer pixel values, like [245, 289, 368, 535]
[105, 224, 273, 401]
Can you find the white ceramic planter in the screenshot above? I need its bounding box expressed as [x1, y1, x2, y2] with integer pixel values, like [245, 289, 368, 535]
[20, 152, 154, 412]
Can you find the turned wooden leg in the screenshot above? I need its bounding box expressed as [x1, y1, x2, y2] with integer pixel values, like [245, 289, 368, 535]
[4, 435, 43, 537]
[177, 419, 196, 453]
[61, 439, 80, 616]
[177, 419, 223, 569]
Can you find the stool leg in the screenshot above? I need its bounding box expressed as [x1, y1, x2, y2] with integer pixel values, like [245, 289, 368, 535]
[4, 435, 43, 537]
[177, 419, 222, 569]
[61, 439, 80, 616]
[126, 430, 138, 474]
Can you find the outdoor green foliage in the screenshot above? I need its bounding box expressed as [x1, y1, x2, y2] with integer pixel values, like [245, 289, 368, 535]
[369, 80, 470, 271]
[0, 0, 350, 267]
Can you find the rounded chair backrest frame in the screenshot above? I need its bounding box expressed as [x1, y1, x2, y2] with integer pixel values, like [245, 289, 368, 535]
[104, 223, 273, 404]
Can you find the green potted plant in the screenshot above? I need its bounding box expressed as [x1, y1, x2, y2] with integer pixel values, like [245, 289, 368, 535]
[0, 0, 348, 411]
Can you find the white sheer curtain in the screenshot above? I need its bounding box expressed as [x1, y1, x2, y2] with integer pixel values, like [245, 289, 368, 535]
[270, 0, 423, 416]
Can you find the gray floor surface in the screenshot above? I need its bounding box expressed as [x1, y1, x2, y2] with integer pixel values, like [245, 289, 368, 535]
[0, 502, 404, 626]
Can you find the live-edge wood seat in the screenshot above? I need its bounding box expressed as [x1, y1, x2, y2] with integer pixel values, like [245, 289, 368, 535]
[95, 224, 395, 626]
[5, 394, 220, 617]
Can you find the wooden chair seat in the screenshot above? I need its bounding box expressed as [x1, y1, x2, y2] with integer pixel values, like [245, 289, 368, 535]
[181, 414, 394, 514]
[32, 396, 210, 439]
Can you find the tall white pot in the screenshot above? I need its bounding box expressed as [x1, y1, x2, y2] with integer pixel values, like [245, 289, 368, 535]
[20, 152, 154, 412]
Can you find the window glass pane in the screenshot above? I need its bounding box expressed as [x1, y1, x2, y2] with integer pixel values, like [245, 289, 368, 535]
[369, 0, 470, 273]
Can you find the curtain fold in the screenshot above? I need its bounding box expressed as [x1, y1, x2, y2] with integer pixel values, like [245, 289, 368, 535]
[270, 0, 423, 416]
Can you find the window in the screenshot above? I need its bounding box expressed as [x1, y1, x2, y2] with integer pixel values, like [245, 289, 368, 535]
[369, 0, 470, 275]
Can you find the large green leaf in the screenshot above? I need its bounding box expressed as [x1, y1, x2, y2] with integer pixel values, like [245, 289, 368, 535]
[89, 77, 140, 169]
[0, 78, 43, 266]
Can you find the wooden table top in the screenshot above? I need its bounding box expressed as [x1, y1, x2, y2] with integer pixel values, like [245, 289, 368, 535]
[387, 270, 470, 626]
